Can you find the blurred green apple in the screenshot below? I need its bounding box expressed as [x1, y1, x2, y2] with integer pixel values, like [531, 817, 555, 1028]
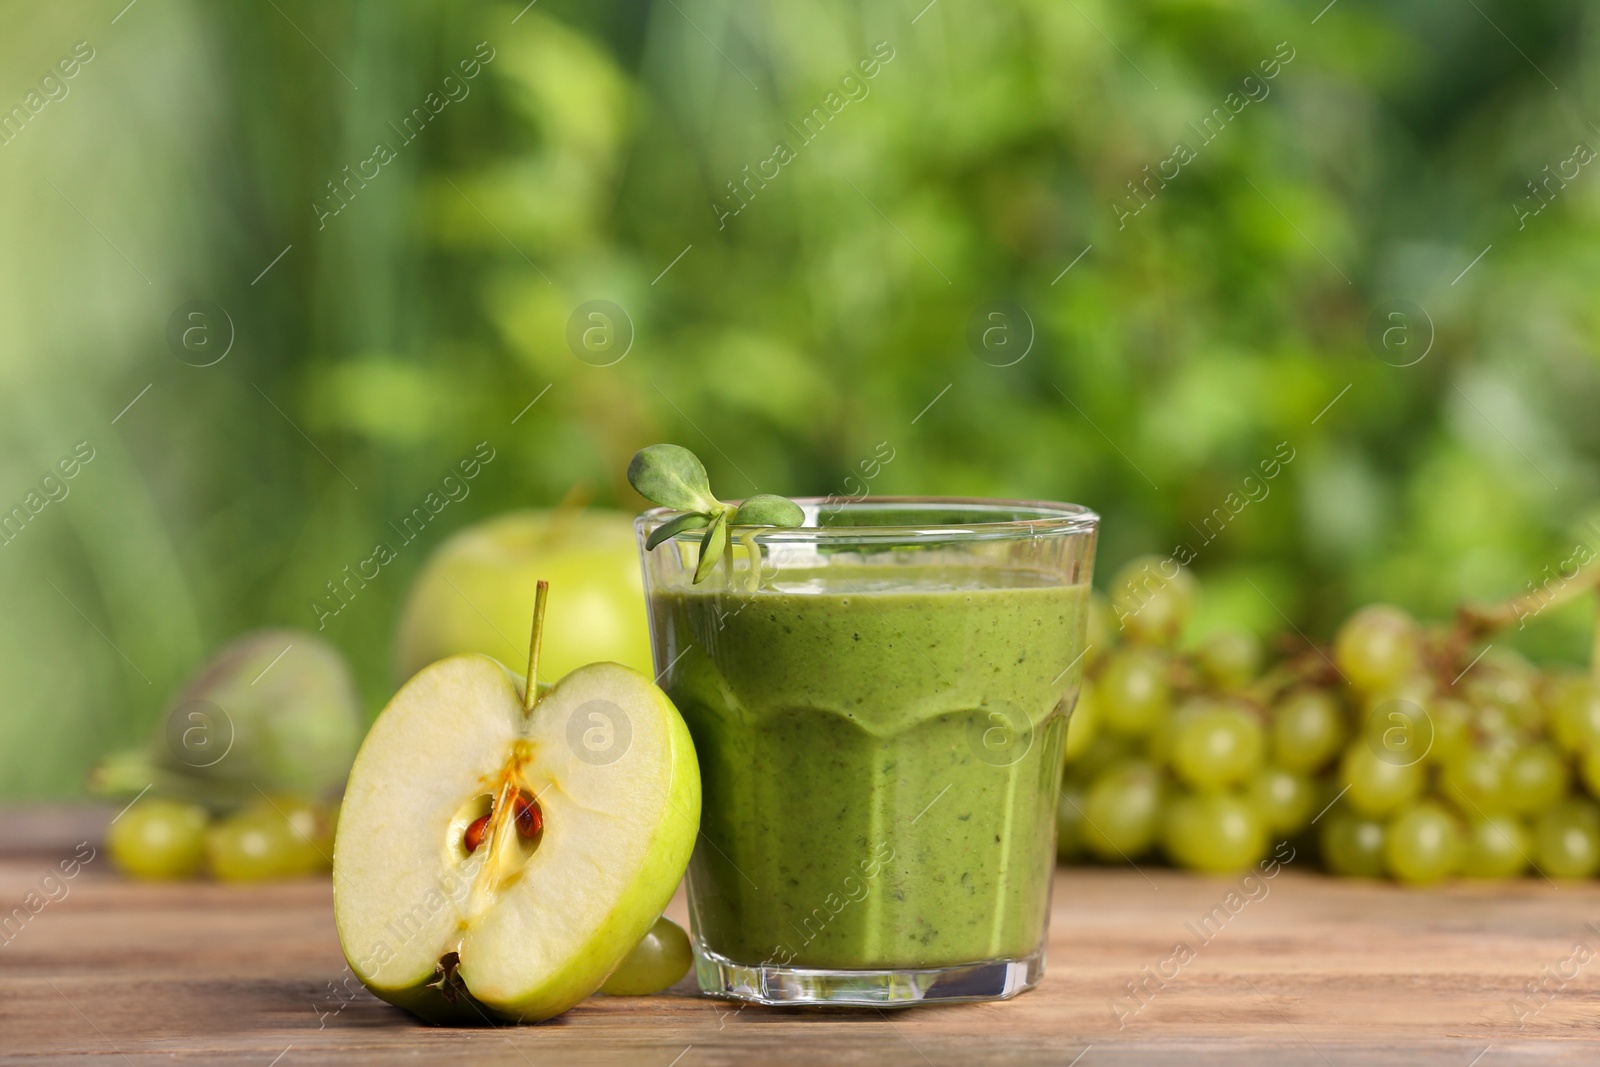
[90, 629, 362, 812]
[394, 510, 651, 685]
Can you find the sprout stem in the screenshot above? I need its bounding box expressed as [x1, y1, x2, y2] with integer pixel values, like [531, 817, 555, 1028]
[739, 530, 761, 593]
[524, 580, 549, 715]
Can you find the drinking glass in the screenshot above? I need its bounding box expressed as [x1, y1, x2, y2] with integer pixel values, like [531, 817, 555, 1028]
[636, 497, 1097, 1006]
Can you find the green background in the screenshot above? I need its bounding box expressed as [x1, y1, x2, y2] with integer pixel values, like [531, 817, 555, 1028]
[2, 0, 1596, 797]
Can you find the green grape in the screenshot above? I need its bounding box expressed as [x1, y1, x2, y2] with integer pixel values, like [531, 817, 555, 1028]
[1249, 766, 1317, 836]
[1428, 698, 1474, 766]
[1145, 707, 1175, 768]
[1549, 675, 1600, 756]
[1383, 801, 1463, 885]
[1472, 702, 1521, 749]
[248, 793, 336, 865]
[1359, 673, 1434, 716]
[1108, 555, 1197, 647]
[1461, 815, 1530, 879]
[1270, 688, 1346, 773]
[206, 808, 322, 882]
[1338, 742, 1424, 817]
[1196, 629, 1262, 690]
[1540, 667, 1582, 714]
[1095, 647, 1171, 738]
[1581, 748, 1600, 799]
[1358, 692, 1435, 768]
[1439, 748, 1509, 817]
[1162, 791, 1267, 873]
[600, 917, 693, 996]
[106, 798, 209, 880]
[1085, 592, 1113, 666]
[1081, 760, 1164, 861]
[1534, 799, 1600, 880]
[1068, 734, 1139, 781]
[1312, 775, 1350, 817]
[1332, 605, 1418, 695]
[1062, 684, 1099, 764]
[1503, 680, 1545, 734]
[1169, 702, 1265, 790]
[1319, 807, 1386, 877]
[1503, 743, 1569, 816]
[1465, 650, 1543, 734]
[1057, 782, 1089, 860]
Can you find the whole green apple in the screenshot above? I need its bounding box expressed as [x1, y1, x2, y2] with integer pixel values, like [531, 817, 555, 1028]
[394, 510, 651, 685]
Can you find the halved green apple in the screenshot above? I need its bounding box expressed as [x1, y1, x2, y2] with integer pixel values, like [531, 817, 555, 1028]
[333, 587, 699, 1024]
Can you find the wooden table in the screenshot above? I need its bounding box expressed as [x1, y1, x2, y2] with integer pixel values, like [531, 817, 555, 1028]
[4, 808, 1600, 1065]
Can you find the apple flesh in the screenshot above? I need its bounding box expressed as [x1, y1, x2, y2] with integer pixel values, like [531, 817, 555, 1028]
[394, 510, 652, 686]
[333, 654, 700, 1024]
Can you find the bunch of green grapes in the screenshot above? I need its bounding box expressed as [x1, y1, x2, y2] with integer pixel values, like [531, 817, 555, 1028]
[1317, 606, 1600, 884]
[1057, 555, 1295, 875]
[1057, 556, 1600, 883]
[106, 793, 338, 882]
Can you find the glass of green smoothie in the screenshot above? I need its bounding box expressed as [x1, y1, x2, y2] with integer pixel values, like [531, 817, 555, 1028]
[636, 497, 1097, 1006]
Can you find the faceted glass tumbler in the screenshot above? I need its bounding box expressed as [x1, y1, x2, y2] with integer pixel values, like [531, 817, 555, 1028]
[636, 498, 1098, 1007]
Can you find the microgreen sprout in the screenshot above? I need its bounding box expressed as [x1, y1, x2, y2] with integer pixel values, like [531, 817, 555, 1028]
[629, 444, 803, 585]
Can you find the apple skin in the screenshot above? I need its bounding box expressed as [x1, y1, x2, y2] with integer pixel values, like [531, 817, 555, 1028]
[333, 655, 700, 1025]
[394, 510, 653, 687]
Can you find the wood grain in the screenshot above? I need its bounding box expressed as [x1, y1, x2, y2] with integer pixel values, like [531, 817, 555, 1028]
[4, 807, 1600, 1065]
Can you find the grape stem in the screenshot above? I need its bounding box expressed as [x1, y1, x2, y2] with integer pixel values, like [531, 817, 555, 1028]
[1457, 560, 1600, 635]
[1448, 558, 1600, 682]
[1240, 662, 1309, 707]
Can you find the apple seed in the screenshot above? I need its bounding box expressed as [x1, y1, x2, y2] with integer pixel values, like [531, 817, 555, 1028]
[512, 791, 543, 842]
[463, 813, 491, 854]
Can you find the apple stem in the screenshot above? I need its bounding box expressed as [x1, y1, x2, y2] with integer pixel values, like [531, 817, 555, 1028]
[523, 580, 549, 716]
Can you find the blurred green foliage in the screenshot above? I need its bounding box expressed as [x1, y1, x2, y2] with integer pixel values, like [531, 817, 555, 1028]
[2, 0, 1598, 796]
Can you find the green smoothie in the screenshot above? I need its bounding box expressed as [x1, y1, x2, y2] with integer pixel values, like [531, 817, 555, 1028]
[650, 564, 1086, 970]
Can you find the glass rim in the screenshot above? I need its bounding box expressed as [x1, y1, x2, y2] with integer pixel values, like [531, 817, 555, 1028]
[635, 495, 1099, 545]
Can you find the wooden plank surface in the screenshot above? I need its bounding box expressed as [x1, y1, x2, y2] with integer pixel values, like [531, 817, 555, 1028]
[4, 807, 1600, 1065]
